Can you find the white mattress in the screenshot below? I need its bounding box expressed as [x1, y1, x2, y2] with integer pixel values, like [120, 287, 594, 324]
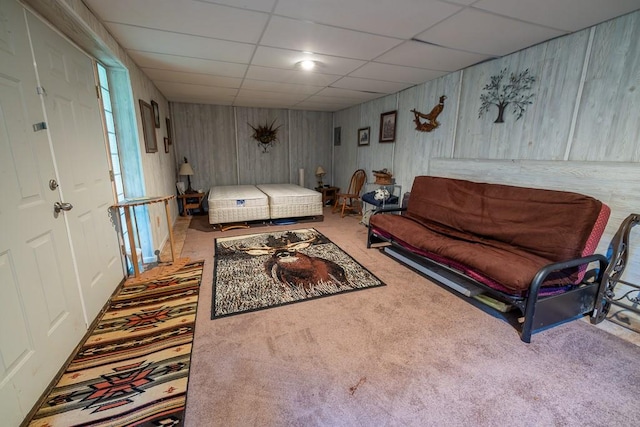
[208, 185, 269, 224]
[256, 184, 323, 219]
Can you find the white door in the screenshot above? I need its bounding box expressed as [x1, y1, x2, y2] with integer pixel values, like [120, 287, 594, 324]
[0, 1, 85, 424]
[26, 13, 124, 323]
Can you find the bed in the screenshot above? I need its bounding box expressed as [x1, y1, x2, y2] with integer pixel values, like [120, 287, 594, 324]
[208, 185, 269, 225]
[256, 184, 323, 220]
[208, 184, 323, 228]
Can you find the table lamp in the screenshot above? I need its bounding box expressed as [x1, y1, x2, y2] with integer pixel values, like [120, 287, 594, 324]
[179, 157, 196, 193]
[315, 166, 326, 187]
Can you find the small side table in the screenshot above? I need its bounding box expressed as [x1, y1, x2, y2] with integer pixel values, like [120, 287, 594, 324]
[111, 195, 177, 278]
[315, 186, 339, 205]
[178, 192, 205, 216]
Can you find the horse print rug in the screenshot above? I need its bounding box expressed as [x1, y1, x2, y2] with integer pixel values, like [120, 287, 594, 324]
[212, 228, 385, 318]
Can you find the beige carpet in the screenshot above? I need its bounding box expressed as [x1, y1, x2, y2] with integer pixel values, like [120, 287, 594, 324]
[177, 208, 639, 426]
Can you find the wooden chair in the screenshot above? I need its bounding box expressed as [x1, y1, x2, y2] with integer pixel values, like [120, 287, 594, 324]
[333, 169, 367, 217]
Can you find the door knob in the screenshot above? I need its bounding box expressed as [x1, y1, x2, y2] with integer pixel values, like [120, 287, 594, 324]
[53, 201, 73, 218]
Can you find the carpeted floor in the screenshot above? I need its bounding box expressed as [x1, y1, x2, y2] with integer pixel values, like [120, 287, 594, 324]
[212, 228, 384, 318]
[178, 207, 640, 426]
[27, 261, 204, 427]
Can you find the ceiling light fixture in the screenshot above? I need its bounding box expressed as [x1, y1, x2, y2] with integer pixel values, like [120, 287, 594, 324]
[295, 60, 317, 71]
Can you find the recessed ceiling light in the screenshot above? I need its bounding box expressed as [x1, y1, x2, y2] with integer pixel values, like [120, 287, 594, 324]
[297, 60, 316, 71]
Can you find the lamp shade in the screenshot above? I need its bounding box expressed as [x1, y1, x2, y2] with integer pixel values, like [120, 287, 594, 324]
[179, 162, 194, 176]
[315, 166, 326, 176]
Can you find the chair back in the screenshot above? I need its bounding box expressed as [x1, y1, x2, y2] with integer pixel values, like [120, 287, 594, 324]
[347, 169, 367, 195]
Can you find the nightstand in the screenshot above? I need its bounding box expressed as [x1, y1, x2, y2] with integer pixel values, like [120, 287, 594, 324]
[315, 186, 339, 205]
[177, 192, 205, 216]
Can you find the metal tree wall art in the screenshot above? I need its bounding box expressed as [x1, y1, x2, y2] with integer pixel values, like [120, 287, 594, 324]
[410, 95, 446, 132]
[478, 68, 536, 123]
[249, 119, 281, 152]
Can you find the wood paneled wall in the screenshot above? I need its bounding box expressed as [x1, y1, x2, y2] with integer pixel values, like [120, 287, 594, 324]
[334, 10, 640, 280]
[171, 103, 333, 191]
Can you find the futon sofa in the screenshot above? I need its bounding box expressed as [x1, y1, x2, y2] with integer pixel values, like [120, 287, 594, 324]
[367, 176, 611, 342]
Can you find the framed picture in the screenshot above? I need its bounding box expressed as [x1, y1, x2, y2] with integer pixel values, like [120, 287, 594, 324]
[379, 110, 397, 143]
[358, 127, 370, 146]
[164, 137, 170, 153]
[151, 100, 160, 128]
[165, 117, 173, 145]
[334, 126, 341, 146]
[139, 99, 157, 153]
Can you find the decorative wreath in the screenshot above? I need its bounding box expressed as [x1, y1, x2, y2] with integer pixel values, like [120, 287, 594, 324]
[249, 119, 281, 152]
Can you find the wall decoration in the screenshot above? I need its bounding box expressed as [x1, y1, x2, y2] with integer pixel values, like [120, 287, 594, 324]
[249, 119, 281, 153]
[164, 137, 170, 153]
[334, 126, 341, 146]
[139, 99, 157, 153]
[358, 127, 370, 146]
[165, 117, 173, 145]
[410, 95, 446, 132]
[478, 68, 536, 123]
[151, 100, 160, 128]
[379, 110, 397, 142]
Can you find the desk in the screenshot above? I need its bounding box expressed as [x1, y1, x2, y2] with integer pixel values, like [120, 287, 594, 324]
[111, 195, 176, 278]
[315, 186, 339, 205]
[177, 192, 205, 216]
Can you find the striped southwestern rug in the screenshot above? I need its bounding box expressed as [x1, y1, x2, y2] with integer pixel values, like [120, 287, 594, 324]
[27, 261, 204, 427]
[212, 228, 385, 318]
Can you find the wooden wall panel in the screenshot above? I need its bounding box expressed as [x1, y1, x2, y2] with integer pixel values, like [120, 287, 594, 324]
[171, 103, 237, 188]
[288, 110, 333, 189]
[357, 95, 398, 187]
[455, 29, 589, 160]
[172, 104, 332, 190]
[396, 72, 460, 192]
[429, 158, 640, 283]
[571, 12, 640, 161]
[333, 106, 360, 193]
[235, 108, 289, 185]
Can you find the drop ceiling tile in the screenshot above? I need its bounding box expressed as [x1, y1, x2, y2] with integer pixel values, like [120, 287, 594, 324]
[331, 77, 413, 94]
[106, 23, 255, 62]
[376, 41, 492, 71]
[155, 81, 238, 98]
[301, 95, 360, 106]
[475, 0, 640, 32]
[199, 0, 277, 13]
[350, 62, 447, 84]
[141, 68, 242, 88]
[315, 87, 385, 101]
[235, 89, 309, 102]
[415, 8, 567, 56]
[245, 66, 341, 86]
[274, 0, 461, 38]
[251, 46, 365, 75]
[84, 0, 267, 43]
[261, 16, 402, 60]
[128, 51, 248, 77]
[170, 96, 234, 105]
[234, 98, 296, 108]
[292, 100, 348, 112]
[240, 79, 322, 95]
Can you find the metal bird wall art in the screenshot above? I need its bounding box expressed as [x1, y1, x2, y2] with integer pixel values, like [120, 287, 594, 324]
[411, 95, 446, 132]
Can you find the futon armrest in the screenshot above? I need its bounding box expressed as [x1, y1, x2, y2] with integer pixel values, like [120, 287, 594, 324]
[520, 253, 608, 342]
[530, 254, 608, 292]
[371, 206, 407, 215]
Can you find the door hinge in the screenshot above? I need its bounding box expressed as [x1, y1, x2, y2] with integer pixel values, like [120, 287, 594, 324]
[95, 85, 100, 99]
[109, 170, 115, 182]
[33, 122, 47, 132]
[36, 86, 46, 96]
